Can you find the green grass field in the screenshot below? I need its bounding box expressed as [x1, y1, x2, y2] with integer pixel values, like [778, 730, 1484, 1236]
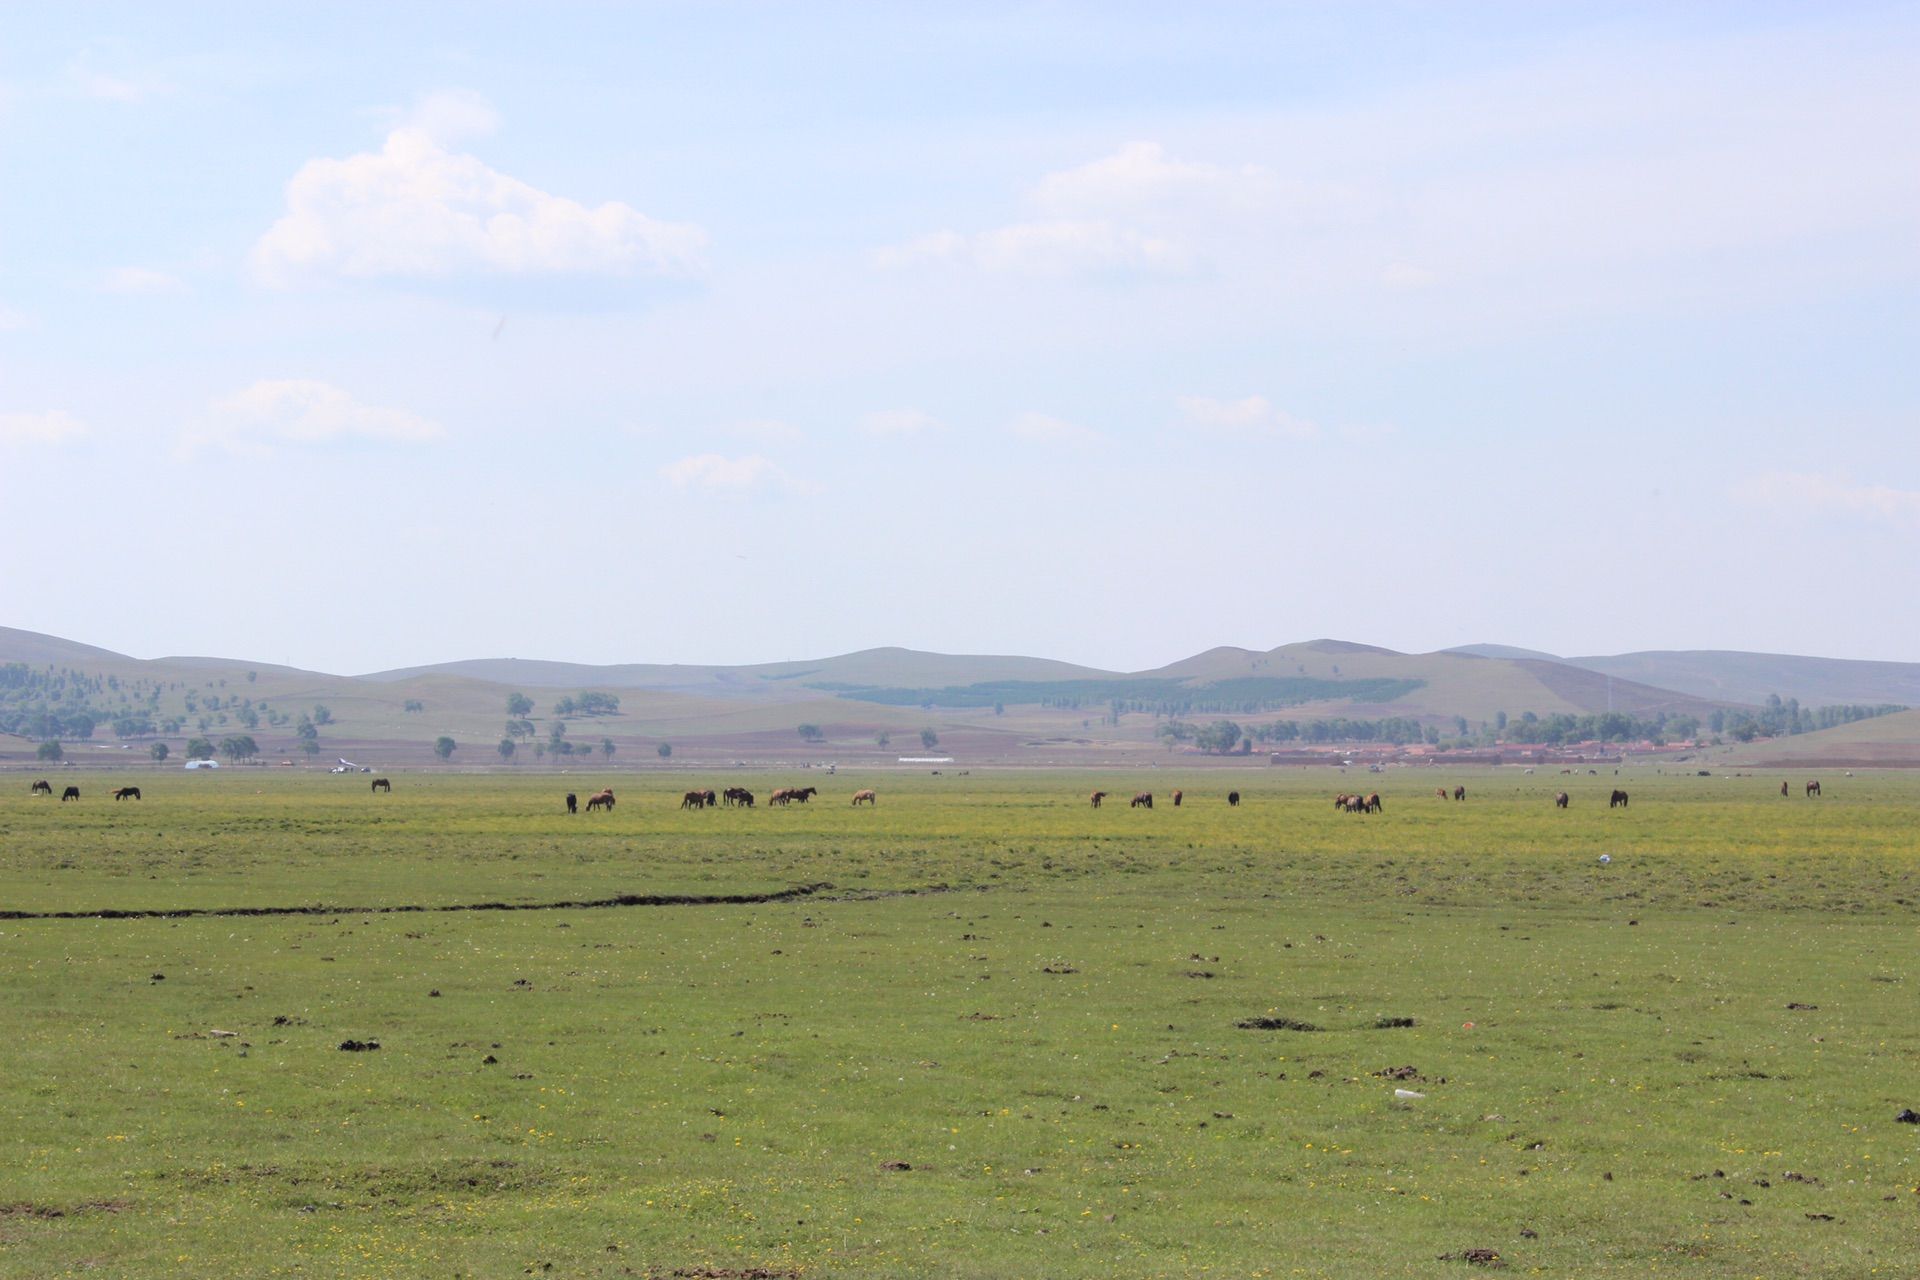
[2, 768, 1917, 1278]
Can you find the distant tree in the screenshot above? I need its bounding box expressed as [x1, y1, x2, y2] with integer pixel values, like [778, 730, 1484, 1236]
[300, 737, 320, 757]
[601, 737, 615, 763]
[920, 728, 939, 751]
[994, 701, 1005, 716]
[1195, 720, 1243, 754]
[246, 670, 257, 683]
[874, 731, 891, 749]
[1709, 709, 1727, 735]
[296, 719, 318, 745]
[506, 719, 535, 740]
[506, 692, 534, 718]
[237, 707, 260, 730]
[657, 742, 672, 759]
[434, 736, 457, 761]
[798, 724, 826, 742]
[498, 738, 517, 763]
[186, 737, 215, 761]
[219, 734, 259, 763]
[533, 741, 546, 761]
[312, 705, 333, 726]
[149, 741, 169, 763]
[548, 723, 568, 753]
[1495, 710, 1508, 732]
[403, 699, 425, 713]
[36, 740, 62, 762]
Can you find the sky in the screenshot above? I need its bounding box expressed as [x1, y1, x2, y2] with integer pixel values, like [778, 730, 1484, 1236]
[2, 2, 1916, 675]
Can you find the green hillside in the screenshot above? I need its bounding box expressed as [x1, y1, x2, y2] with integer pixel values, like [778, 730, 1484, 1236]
[1568, 649, 1920, 709]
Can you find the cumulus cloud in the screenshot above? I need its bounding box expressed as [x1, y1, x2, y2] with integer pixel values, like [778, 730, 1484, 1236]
[1032, 141, 1274, 216]
[0, 411, 89, 445]
[99, 266, 185, 295]
[660, 452, 806, 494]
[184, 380, 445, 457]
[861, 408, 943, 437]
[1175, 395, 1319, 440]
[1009, 411, 1103, 446]
[1740, 471, 1920, 527]
[252, 96, 706, 287]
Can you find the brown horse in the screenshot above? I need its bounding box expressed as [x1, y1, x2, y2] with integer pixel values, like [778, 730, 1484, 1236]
[681, 790, 708, 809]
[1806, 780, 1821, 797]
[1227, 791, 1240, 807]
[730, 788, 755, 808]
[61, 786, 80, 802]
[1780, 781, 1790, 797]
[31, 779, 52, 796]
[851, 789, 877, 806]
[789, 786, 818, 804]
[1366, 792, 1382, 813]
[1090, 791, 1107, 808]
[371, 777, 391, 793]
[566, 792, 577, 814]
[1555, 791, 1569, 809]
[585, 788, 615, 812]
[1435, 788, 1448, 800]
[1130, 792, 1153, 809]
[112, 786, 141, 801]
[1171, 789, 1183, 807]
[1453, 786, 1466, 802]
[1610, 789, 1629, 808]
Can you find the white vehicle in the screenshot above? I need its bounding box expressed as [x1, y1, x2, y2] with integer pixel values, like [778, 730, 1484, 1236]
[184, 759, 219, 769]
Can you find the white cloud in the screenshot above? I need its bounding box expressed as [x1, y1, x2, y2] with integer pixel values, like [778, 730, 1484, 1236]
[0, 411, 89, 445]
[399, 89, 501, 144]
[66, 57, 169, 103]
[1032, 141, 1274, 216]
[1740, 471, 1920, 527]
[184, 380, 445, 457]
[99, 266, 185, 295]
[1176, 395, 1319, 440]
[861, 408, 943, 437]
[252, 98, 706, 287]
[727, 418, 806, 445]
[659, 452, 800, 493]
[1009, 411, 1103, 446]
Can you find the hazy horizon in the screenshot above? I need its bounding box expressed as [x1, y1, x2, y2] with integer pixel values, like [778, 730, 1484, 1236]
[5, 4, 1916, 673]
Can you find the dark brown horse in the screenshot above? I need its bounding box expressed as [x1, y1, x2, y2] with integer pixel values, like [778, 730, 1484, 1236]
[1226, 791, 1240, 807]
[112, 786, 141, 801]
[61, 786, 80, 802]
[1366, 792, 1382, 813]
[31, 779, 52, 796]
[371, 777, 391, 793]
[789, 786, 818, 804]
[1453, 786, 1466, 801]
[1130, 792, 1153, 809]
[566, 792, 578, 814]
[1171, 789, 1183, 807]
[585, 788, 615, 812]
[1780, 781, 1790, 797]
[728, 788, 755, 808]
[1610, 789, 1629, 808]
[1089, 791, 1107, 808]
[1806, 780, 1821, 797]
[681, 789, 708, 809]
[1555, 791, 1569, 809]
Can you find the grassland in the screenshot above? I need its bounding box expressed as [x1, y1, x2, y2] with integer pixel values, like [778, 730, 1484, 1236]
[2, 768, 1918, 1278]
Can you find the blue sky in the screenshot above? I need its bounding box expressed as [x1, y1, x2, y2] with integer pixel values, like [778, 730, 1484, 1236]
[3, 3, 1916, 673]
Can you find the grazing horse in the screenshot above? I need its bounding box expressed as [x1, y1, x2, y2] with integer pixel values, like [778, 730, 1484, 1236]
[112, 786, 141, 801]
[790, 786, 819, 804]
[1171, 789, 1183, 807]
[1806, 780, 1822, 797]
[1366, 792, 1382, 813]
[1130, 792, 1153, 809]
[733, 789, 755, 808]
[1555, 791, 1569, 809]
[851, 789, 877, 806]
[61, 786, 80, 802]
[1090, 791, 1107, 808]
[31, 779, 52, 796]
[1435, 788, 1449, 800]
[566, 792, 578, 814]
[1453, 786, 1466, 802]
[1227, 791, 1240, 807]
[1781, 781, 1790, 797]
[681, 790, 708, 809]
[1610, 789, 1629, 808]
[371, 777, 391, 793]
[585, 788, 615, 812]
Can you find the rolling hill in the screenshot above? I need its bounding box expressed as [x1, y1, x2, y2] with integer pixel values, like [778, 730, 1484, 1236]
[7, 624, 1915, 767]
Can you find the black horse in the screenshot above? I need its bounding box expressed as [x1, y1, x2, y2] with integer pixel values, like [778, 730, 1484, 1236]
[112, 786, 141, 801]
[566, 792, 578, 814]
[370, 778, 392, 793]
[31, 779, 53, 796]
[1610, 789, 1629, 808]
[1226, 791, 1240, 807]
[61, 786, 80, 802]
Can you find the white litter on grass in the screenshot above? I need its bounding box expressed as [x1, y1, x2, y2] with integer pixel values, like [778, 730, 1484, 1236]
[1394, 1089, 1424, 1100]
[1598, 854, 1612, 864]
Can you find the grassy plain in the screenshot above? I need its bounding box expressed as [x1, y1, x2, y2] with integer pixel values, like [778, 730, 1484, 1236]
[1, 768, 1917, 1278]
